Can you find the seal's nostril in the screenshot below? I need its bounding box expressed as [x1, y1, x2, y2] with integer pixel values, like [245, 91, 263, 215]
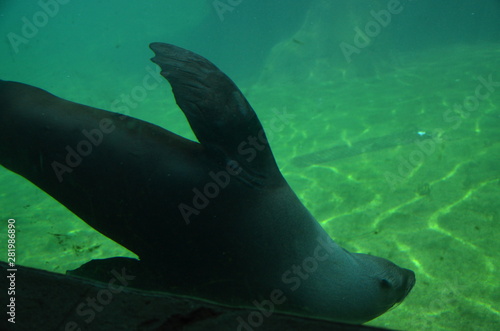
[380, 279, 392, 289]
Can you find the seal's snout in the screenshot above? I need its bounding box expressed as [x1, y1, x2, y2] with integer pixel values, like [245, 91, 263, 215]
[395, 268, 416, 303]
[403, 268, 416, 298]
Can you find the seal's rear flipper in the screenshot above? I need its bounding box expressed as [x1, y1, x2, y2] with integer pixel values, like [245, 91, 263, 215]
[149, 42, 283, 186]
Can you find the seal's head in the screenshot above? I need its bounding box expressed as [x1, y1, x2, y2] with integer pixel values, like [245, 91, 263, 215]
[281, 235, 416, 324]
[348, 253, 416, 321]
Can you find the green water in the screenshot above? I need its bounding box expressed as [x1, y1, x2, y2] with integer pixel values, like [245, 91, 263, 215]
[1, 1, 499, 330]
[266, 45, 500, 330]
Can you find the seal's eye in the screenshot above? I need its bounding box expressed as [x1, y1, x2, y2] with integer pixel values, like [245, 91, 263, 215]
[380, 279, 392, 289]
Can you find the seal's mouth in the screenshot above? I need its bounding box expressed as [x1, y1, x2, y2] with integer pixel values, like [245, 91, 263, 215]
[381, 269, 416, 315]
[398, 268, 416, 303]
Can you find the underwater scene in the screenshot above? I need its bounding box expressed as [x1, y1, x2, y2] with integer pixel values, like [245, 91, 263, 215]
[0, 0, 499, 330]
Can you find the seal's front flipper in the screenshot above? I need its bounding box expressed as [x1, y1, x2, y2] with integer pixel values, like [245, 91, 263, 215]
[67, 257, 164, 291]
[67, 257, 137, 281]
[149, 42, 283, 186]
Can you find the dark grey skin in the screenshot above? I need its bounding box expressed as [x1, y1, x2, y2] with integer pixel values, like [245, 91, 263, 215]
[0, 43, 414, 324]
